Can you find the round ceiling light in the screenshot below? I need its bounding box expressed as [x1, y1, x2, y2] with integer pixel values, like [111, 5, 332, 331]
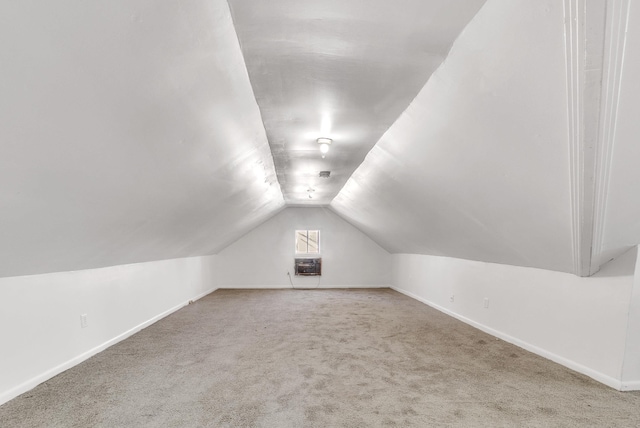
[317, 138, 332, 156]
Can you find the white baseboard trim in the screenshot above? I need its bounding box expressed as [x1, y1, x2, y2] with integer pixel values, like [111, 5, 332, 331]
[219, 284, 390, 289]
[391, 286, 624, 391]
[0, 286, 218, 407]
[621, 380, 640, 391]
[190, 286, 218, 301]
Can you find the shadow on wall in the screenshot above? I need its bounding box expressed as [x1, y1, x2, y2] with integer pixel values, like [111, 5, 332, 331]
[592, 246, 637, 277]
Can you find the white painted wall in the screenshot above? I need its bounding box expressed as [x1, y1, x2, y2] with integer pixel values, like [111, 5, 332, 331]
[332, 0, 574, 273]
[391, 249, 638, 390]
[0, 255, 217, 406]
[622, 248, 640, 390]
[216, 207, 391, 288]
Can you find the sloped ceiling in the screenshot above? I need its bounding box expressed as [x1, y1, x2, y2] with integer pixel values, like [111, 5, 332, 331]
[0, 0, 283, 278]
[331, 0, 575, 273]
[227, 0, 486, 205]
[3, 0, 639, 279]
[331, 0, 640, 276]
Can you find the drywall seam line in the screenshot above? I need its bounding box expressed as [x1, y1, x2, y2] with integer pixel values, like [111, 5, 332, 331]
[391, 285, 624, 391]
[0, 286, 218, 407]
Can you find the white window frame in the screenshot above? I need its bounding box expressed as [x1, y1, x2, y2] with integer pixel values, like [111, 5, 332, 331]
[295, 230, 320, 255]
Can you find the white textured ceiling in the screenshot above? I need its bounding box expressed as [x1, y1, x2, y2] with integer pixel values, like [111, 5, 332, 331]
[0, 0, 283, 277]
[331, 0, 575, 273]
[227, 0, 486, 205]
[3, 0, 639, 279]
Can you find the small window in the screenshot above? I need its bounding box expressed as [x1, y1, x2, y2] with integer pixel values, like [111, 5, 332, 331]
[295, 230, 320, 254]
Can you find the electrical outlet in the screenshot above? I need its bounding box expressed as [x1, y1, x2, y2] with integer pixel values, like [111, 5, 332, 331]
[450, 295, 455, 303]
[484, 298, 489, 309]
[80, 314, 88, 328]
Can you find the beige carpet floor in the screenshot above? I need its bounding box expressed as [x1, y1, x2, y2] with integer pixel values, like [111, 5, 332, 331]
[1, 288, 639, 427]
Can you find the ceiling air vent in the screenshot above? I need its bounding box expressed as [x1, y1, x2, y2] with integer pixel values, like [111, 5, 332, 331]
[319, 171, 331, 178]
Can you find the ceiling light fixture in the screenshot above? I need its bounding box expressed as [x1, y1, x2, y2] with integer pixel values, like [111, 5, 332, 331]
[317, 138, 332, 158]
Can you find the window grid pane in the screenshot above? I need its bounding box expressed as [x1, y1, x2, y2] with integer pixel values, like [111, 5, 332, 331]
[295, 230, 320, 254]
[295, 231, 308, 253]
[307, 230, 319, 253]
